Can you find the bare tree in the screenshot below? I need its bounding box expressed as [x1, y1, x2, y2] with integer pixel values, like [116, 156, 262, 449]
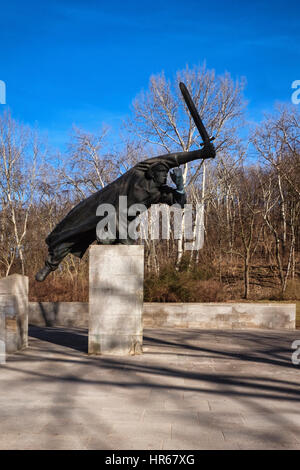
[0, 111, 41, 276]
[253, 105, 300, 293]
[60, 126, 119, 199]
[125, 64, 246, 266]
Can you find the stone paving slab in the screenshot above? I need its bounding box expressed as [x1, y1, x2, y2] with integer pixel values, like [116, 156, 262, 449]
[0, 326, 299, 450]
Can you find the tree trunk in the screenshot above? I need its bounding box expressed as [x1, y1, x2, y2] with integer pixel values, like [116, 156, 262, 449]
[244, 252, 250, 299]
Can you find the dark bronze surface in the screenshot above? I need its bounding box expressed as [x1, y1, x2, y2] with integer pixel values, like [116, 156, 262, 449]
[179, 81, 215, 146]
[35, 85, 216, 281]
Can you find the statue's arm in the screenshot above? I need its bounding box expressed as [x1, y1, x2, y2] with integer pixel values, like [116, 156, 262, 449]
[137, 142, 216, 171]
[169, 142, 216, 167]
[135, 142, 216, 175]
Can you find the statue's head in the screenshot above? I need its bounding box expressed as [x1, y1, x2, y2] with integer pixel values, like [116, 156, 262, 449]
[146, 163, 169, 186]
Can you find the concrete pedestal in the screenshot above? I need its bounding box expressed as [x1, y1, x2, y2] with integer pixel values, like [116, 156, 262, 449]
[88, 245, 144, 355]
[0, 309, 5, 364]
[0, 274, 28, 355]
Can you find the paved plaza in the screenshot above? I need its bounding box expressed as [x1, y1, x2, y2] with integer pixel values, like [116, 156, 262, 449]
[0, 326, 300, 450]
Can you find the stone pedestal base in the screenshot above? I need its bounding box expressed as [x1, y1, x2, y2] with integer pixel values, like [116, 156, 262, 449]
[88, 245, 144, 355]
[0, 274, 28, 356]
[0, 309, 5, 364]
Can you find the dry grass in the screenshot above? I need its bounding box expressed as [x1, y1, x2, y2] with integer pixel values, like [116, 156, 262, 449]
[29, 275, 88, 302]
[296, 302, 300, 329]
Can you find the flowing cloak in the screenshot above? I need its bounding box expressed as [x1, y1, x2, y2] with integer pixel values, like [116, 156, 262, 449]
[45, 154, 184, 259]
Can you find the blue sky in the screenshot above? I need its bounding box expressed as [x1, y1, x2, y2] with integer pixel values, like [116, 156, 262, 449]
[0, 0, 299, 151]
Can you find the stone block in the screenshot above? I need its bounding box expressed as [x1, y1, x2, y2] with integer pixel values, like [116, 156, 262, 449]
[0, 309, 5, 364]
[88, 245, 144, 355]
[88, 333, 143, 355]
[0, 274, 28, 353]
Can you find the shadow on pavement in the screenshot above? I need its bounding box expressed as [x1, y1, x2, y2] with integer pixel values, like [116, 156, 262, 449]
[29, 325, 88, 353]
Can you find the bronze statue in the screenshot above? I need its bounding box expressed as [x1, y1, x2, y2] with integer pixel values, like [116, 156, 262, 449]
[35, 83, 216, 282]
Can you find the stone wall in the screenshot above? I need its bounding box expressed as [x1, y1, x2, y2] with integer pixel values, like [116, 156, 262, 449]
[143, 302, 296, 329]
[0, 307, 5, 363]
[0, 274, 28, 356]
[29, 301, 87, 328]
[29, 301, 296, 330]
